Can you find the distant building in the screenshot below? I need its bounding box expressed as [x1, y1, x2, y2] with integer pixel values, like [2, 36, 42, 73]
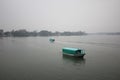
[0, 29, 4, 37]
[4, 31, 12, 36]
[12, 29, 29, 36]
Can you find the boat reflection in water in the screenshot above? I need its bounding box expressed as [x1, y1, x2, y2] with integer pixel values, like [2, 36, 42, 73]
[62, 54, 86, 66]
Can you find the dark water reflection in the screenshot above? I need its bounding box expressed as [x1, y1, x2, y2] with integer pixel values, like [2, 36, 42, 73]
[62, 55, 86, 66]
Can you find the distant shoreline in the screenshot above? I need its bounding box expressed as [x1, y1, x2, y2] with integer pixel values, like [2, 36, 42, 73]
[1, 29, 120, 37]
[87, 32, 120, 35]
[0, 29, 87, 37]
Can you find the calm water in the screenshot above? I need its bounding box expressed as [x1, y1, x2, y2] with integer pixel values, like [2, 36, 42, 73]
[0, 35, 120, 80]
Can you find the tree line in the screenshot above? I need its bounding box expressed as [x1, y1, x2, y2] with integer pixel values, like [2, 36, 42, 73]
[0, 29, 87, 37]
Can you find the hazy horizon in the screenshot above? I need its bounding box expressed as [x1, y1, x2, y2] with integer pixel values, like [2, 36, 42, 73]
[0, 0, 120, 33]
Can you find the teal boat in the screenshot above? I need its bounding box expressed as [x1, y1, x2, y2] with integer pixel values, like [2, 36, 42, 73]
[49, 38, 55, 42]
[62, 47, 85, 57]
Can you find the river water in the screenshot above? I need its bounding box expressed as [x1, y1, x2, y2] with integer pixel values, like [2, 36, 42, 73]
[0, 35, 120, 80]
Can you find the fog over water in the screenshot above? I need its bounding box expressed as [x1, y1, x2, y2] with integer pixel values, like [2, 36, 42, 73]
[0, 35, 120, 80]
[0, 0, 120, 32]
[0, 1, 120, 80]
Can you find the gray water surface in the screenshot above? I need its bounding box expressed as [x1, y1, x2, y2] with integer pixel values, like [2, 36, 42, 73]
[0, 35, 120, 80]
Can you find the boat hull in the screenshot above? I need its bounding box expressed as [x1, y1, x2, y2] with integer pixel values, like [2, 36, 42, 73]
[62, 47, 85, 57]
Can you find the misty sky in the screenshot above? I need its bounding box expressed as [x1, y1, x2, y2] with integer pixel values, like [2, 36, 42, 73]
[0, 0, 120, 32]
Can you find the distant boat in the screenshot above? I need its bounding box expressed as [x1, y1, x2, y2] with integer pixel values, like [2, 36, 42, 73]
[49, 38, 55, 42]
[62, 47, 86, 57]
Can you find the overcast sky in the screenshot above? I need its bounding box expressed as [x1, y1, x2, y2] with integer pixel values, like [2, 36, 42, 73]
[0, 0, 120, 32]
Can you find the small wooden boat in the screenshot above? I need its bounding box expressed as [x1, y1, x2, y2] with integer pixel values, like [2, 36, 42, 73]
[62, 47, 85, 57]
[49, 38, 55, 42]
